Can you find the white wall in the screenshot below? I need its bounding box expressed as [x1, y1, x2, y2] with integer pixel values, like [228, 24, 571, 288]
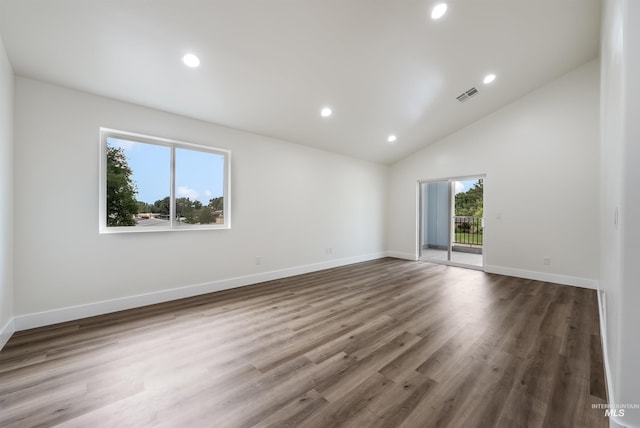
[600, 0, 640, 426]
[0, 35, 14, 348]
[12, 77, 388, 325]
[388, 60, 600, 288]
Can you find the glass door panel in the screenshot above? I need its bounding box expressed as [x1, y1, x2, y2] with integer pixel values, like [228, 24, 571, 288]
[420, 177, 484, 269]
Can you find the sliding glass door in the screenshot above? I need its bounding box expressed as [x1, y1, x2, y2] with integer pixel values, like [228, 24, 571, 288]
[420, 177, 484, 269]
[421, 180, 451, 262]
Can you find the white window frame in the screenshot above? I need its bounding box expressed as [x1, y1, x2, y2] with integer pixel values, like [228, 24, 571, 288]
[99, 128, 231, 233]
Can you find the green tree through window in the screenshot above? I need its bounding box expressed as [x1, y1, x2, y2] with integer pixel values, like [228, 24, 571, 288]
[454, 179, 483, 217]
[106, 145, 138, 226]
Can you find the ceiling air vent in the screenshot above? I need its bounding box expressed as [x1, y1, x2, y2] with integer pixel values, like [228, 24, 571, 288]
[456, 87, 478, 103]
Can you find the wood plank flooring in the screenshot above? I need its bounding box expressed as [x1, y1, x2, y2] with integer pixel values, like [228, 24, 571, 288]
[0, 258, 609, 427]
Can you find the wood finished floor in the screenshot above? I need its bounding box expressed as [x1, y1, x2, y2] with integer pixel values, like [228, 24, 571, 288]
[0, 258, 608, 428]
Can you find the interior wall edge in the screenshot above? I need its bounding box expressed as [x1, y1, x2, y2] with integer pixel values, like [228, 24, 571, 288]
[597, 291, 631, 428]
[12, 252, 387, 332]
[385, 251, 418, 261]
[484, 264, 599, 290]
[0, 316, 15, 352]
[3, 257, 605, 356]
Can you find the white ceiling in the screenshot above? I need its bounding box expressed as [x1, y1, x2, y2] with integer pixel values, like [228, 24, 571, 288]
[0, 0, 601, 164]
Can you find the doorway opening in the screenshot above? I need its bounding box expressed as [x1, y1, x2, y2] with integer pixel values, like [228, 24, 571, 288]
[419, 176, 484, 269]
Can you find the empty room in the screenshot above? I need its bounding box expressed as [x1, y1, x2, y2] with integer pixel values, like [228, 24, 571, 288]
[0, 0, 639, 427]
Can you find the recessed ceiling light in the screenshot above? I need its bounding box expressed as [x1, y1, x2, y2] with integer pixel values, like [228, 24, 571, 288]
[431, 3, 448, 20]
[321, 107, 332, 117]
[483, 73, 496, 84]
[387, 135, 397, 143]
[182, 53, 200, 68]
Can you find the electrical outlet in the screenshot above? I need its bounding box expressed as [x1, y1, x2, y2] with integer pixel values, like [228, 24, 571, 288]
[543, 257, 551, 265]
[255, 256, 262, 265]
[326, 247, 333, 255]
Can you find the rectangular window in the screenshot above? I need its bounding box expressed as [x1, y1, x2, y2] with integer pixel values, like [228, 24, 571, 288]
[99, 128, 230, 233]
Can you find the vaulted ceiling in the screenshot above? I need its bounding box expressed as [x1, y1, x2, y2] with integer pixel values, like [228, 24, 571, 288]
[0, 0, 601, 164]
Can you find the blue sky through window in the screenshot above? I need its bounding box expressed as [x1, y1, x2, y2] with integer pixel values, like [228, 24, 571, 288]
[107, 137, 224, 205]
[454, 179, 481, 194]
[176, 147, 224, 203]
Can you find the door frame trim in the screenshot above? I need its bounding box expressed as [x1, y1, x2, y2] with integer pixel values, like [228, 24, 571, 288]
[418, 174, 486, 269]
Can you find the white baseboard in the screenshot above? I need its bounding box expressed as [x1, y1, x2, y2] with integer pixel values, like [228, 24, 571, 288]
[484, 265, 598, 289]
[0, 317, 15, 351]
[13, 252, 387, 331]
[385, 251, 418, 261]
[610, 419, 627, 428]
[598, 290, 615, 422]
[597, 291, 637, 428]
